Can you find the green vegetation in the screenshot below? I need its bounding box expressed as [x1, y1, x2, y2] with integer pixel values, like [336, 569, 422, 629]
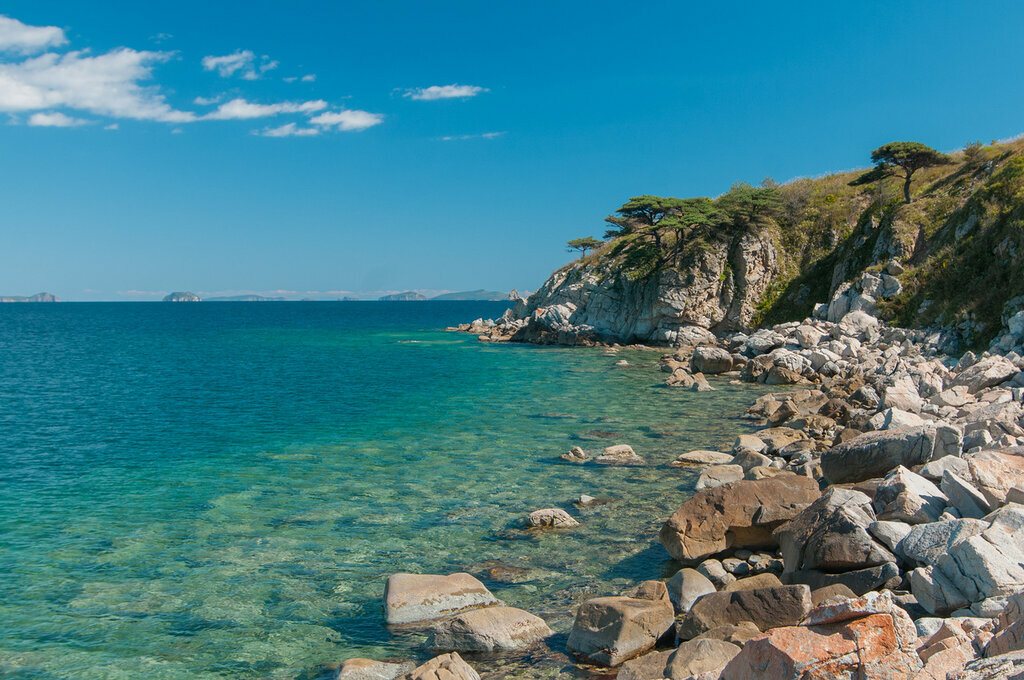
[566, 236, 603, 256]
[569, 136, 1024, 348]
[850, 141, 954, 203]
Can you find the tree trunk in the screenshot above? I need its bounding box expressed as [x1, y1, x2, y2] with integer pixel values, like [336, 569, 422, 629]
[903, 172, 913, 203]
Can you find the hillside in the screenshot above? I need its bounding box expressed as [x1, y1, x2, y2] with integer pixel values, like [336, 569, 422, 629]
[483, 137, 1024, 350]
[0, 292, 59, 302]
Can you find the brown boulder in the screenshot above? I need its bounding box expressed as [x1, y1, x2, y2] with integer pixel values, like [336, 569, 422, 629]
[618, 638, 742, 680]
[425, 606, 552, 652]
[659, 477, 821, 562]
[677, 585, 812, 639]
[400, 653, 480, 680]
[566, 595, 675, 666]
[384, 573, 499, 625]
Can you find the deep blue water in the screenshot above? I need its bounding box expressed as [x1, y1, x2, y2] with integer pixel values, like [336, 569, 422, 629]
[0, 302, 765, 679]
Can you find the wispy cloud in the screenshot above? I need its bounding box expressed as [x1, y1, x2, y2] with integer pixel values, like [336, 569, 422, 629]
[204, 97, 327, 120]
[309, 109, 383, 131]
[0, 15, 67, 54]
[193, 94, 222, 106]
[404, 84, 487, 101]
[202, 49, 277, 80]
[257, 122, 320, 137]
[440, 131, 505, 141]
[284, 73, 317, 83]
[28, 111, 86, 127]
[0, 46, 196, 122]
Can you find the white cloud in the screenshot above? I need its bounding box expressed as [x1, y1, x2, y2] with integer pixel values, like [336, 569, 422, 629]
[301, 74, 315, 82]
[309, 109, 383, 131]
[204, 97, 327, 120]
[258, 122, 319, 137]
[28, 111, 86, 126]
[440, 131, 505, 141]
[193, 95, 222, 106]
[404, 84, 487, 101]
[0, 15, 67, 54]
[0, 48, 196, 122]
[202, 50, 278, 80]
[104, 122, 118, 130]
[201, 50, 254, 77]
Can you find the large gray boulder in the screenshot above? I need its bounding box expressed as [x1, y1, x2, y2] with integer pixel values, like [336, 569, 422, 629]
[821, 426, 937, 484]
[774, 488, 896, 574]
[936, 504, 1024, 603]
[952, 356, 1018, 394]
[691, 346, 734, 374]
[873, 465, 948, 524]
[566, 595, 674, 666]
[426, 606, 553, 652]
[899, 518, 988, 566]
[384, 573, 499, 625]
[666, 568, 716, 614]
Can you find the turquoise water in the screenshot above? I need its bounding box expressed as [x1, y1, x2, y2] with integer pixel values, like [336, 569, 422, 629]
[0, 302, 766, 679]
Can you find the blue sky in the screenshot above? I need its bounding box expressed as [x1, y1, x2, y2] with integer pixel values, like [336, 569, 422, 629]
[1, 1, 1022, 300]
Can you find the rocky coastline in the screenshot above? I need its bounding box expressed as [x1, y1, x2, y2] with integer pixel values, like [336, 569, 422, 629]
[336, 300, 1024, 680]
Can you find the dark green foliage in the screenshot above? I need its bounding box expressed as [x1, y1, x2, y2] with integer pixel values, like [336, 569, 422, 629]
[566, 236, 603, 256]
[716, 182, 781, 225]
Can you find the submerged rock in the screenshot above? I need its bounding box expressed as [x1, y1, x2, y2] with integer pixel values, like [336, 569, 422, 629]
[426, 606, 552, 652]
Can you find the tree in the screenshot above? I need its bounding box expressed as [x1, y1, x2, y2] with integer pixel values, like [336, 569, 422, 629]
[850, 141, 953, 203]
[664, 197, 721, 258]
[716, 182, 781, 225]
[603, 195, 690, 253]
[566, 236, 603, 256]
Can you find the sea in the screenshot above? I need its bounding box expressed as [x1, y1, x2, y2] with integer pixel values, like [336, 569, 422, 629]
[0, 301, 768, 679]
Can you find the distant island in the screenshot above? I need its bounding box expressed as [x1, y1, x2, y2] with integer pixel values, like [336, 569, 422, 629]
[205, 295, 285, 302]
[162, 292, 201, 302]
[378, 290, 512, 301]
[0, 292, 59, 303]
[430, 289, 508, 301]
[378, 291, 428, 301]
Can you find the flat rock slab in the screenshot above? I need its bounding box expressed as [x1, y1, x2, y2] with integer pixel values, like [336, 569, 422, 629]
[385, 573, 499, 625]
[821, 426, 937, 484]
[426, 606, 552, 652]
[339, 659, 416, 680]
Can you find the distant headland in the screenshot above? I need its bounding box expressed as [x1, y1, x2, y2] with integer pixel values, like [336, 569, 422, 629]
[0, 292, 59, 303]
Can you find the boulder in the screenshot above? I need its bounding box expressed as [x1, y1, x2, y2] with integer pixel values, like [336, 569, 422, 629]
[942, 471, 993, 519]
[667, 568, 716, 614]
[872, 466, 948, 524]
[783, 562, 901, 597]
[868, 520, 913, 553]
[774, 488, 896, 574]
[837, 311, 880, 341]
[627, 580, 673, 604]
[810, 584, 857, 606]
[723, 573, 784, 592]
[765, 366, 805, 385]
[920, 455, 971, 483]
[339, 659, 416, 680]
[693, 622, 762, 647]
[953, 356, 1019, 394]
[821, 426, 937, 484]
[967, 449, 1024, 508]
[696, 464, 745, 490]
[949, 651, 1024, 680]
[666, 367, 696, 388]
[882, 377, 924, 413]
[618, 639, 742, 680]
[426, 606, 552, 652]
[595, 444, 646, 466]
[986, 592, 1024, 657]
[731, 450, 773, 472]
[400, 653, 479, 680]
[720, 610, 921, 680]
[659, 477, 821, 562]
[868, 407, 927, 431]
[692, 346, 734, 374]
[566, 595, 674, 666]
[674, 450, 735, 466]
[677, 585, 812, 639]
[936, 505, 1024, 602]
[910, 566, 971, 616]
[560, 446, 589, 463]
[899, 518, 988, 565]
[384, 573, 499, 625]
[526, 508, 579, 528]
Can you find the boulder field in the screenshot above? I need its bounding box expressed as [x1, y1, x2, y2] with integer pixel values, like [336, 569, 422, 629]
[344, 309, 1024, 680]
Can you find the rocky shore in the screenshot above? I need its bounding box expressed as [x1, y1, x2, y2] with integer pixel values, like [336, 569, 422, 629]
[339, 303, 1024, 680]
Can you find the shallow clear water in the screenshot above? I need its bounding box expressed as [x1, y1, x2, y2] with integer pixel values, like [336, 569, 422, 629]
[0, 302, 767, 679]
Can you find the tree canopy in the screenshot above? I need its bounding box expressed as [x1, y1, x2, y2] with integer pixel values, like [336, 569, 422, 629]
[850, 141, 953, 203]
[715, 182, 781, 224]
[566, 236, 603, 256]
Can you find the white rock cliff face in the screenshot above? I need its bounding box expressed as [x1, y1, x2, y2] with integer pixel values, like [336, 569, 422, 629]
[495, 233, 777, 345]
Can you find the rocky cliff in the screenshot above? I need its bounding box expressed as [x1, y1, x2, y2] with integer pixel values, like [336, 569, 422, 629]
[467, 137, 1024, 351]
